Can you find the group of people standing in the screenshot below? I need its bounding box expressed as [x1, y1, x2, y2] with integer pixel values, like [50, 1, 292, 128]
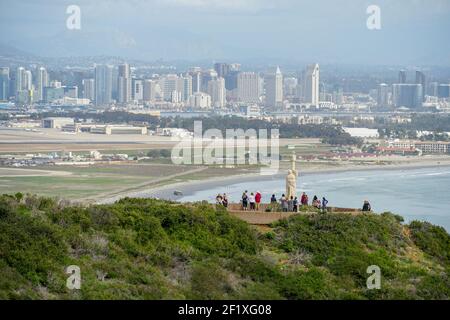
[215, 193, 229, 208]
[220, 191, 371, 214]
[273, 192, 329, 213]
[241, 190, 262, 211]
[238, 191, 329, 213]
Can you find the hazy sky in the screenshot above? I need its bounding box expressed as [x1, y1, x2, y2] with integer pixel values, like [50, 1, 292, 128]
[1, 0, 449, 65]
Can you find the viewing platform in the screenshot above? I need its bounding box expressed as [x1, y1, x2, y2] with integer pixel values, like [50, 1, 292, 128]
[225, 203, 365, 225]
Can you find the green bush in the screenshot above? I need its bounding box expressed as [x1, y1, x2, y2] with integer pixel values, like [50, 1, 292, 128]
[409, 221, 450, 263]
[0, 194, 448, 300]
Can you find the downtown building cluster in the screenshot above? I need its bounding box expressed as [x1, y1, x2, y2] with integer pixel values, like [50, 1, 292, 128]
[377, 70, 450, 109]
[0, 62, 322, 111]
[1, 62, 449, 112]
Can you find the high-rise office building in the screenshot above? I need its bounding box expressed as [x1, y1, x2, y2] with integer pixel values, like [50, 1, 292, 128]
[180, 75, 193, 102]
[15, 67, 33, 103]
[377, 83, 389, 107]
[0, 67, 10, 101]
[264, 66, 283, 108]
[82, 79, 95, 102]
[189, 92, 211, 109]
[36, 67, 48, 102]
[143, 79, 158, 102]
[200, 69, 218, 93]
[283, 77, 298, 97]
[237, 72, 260, 103]
[95, 65, 113, 106]
[160, 74, 180, 102]
[118, 63, 131, 104]
[429, 82, 439, 97]
[398, 70, 407, 84]
[15, 67, 25, 94]
[415, 71, 426, 101]
[303, 64, 320, 105]
[207, 77, 226, 108]
[392, 84, 422, 108]
[23, 70, 32, 91]
[214, 63, 230, 79]
[187, 67, 202, 93]
[132, 79, 143, 102]
[438, 84, 450, 98]
[223, 64, 241, 91]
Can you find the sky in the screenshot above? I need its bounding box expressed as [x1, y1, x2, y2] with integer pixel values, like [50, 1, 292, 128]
[0, 0, 449, 66]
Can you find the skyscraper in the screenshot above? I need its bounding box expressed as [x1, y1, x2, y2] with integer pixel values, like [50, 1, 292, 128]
[160, 74, 180, 102]
[95, 65, 113, 106]
[180, 75, 193, 102]
[188, 67, 202, 93]
[23, 70, 32, 91]
[143, 79, 158, 102]
[118, 63, 131, 104]
[36, 67, 48, 102]
[398, 70, 407, 84]
[438, 84, 450, 98]
[200, 69, 218, 93]
[82, 79, 95, 102]
[264, 66, 283, 108]
[0, 67, 10, 101]
[303, 64, 320, 105]
[15, 67, 25, 94]
[415, 71, 426, 102]
[207, 77, 226, 108]
[132, 79, 143, 102]
[392, 84, 422, 108]
[214, 63, 230, 79]
[237, 72, 260, 103]
[377, 83, 389, 107]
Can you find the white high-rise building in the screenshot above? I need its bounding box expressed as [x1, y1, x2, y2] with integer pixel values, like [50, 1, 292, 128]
[143, 79, 158, 102]
[23, 70, 32, 91]
[15, 67, 25, 94]
[377, 83, 389, 107]
[160, 74, 179, 102]
[36, 67, 48, 102]
[207, 77, 226, 108]
[189, 92, 211, 109]
[237, 72, 260, 103]
[303, 63, 320, 105]
[82, 79, 95, 102]
[159, 74, 192, 103]
[95, 64, 113, 106]
[265, 66, 283, 108]
[118, 63, 131, 103]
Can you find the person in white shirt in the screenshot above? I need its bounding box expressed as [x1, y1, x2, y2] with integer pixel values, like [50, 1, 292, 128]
[248, 192, 256, 211]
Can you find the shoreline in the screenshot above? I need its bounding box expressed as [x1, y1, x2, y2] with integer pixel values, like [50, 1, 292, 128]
[97, 158, 450, 204]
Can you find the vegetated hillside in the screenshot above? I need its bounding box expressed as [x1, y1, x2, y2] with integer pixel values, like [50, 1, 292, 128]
[0, 194, 449, 300]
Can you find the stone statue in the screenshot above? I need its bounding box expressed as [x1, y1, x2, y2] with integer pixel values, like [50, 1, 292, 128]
[286, 152, 298, 199]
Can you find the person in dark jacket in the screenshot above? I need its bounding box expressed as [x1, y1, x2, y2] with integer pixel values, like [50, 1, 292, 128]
[362, 200, 371, 212]
[270, 194, 277, 203]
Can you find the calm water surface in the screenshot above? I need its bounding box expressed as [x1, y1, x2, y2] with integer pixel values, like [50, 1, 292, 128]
[178, 167, 450, 231]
